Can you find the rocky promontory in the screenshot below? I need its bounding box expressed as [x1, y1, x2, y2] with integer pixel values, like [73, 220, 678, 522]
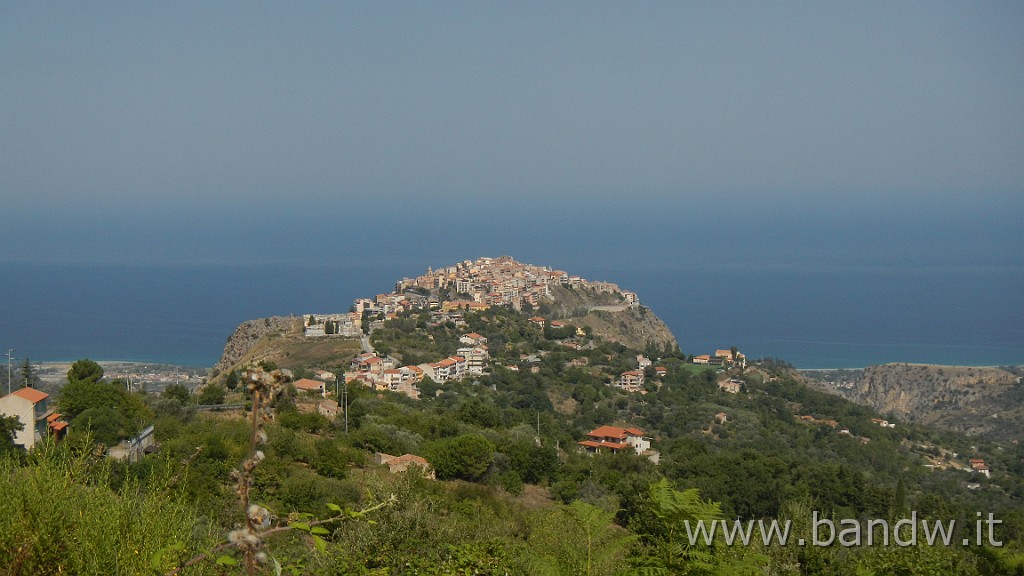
[211, 256, 679, 379]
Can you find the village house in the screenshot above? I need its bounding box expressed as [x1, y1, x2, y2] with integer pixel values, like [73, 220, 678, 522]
[618, 370, 645, 392]
[577, 426, 654, 459]
[871, 418, 895, 428]
[654, 366, 667, 377]
[293, 378, 328, 397]
[459, 332, 488, 346]
[970, 458, 991, 478]
[718, 378, 743, 394]
[693, 354, 723, 366]
[715, 412, 729, 425]
[318, 399, 340, 419]
[313, 370, 336, 382]
[637, 355, 652, 369]
[528, 316, 546, 328]
[456, 346, 490, 376]
[0, 387, 60, 450]
[714, 349, 747, 368]
[304, 323, 326, 337]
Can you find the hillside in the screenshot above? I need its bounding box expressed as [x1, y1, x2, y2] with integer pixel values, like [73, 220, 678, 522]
[806, 363, 1024, 442]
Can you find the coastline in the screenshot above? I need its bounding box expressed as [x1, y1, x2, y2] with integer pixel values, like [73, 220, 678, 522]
[32, 360, 208, 387]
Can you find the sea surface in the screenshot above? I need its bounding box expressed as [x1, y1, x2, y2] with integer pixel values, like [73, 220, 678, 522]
[0, 261, 1021, 370]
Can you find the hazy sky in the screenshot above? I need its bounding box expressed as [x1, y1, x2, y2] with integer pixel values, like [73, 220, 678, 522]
[2, 2, 1022, 268]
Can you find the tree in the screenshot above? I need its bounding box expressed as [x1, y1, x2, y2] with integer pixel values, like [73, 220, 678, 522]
[225, 370, 240, 391]
[59, 375, 152, 442]
[197, 383, 226, 405]
[68, 358, 103, 384]
[427, 434, 495, 482]
[19, 358, 38, 388]
[72, 406, 125, 445]
[0, 415, 24, 455]
[162, 383, 191, 405]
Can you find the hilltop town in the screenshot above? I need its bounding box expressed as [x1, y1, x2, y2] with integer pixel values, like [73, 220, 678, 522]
[293, 257, 642, 400]
[299, 256, 639, 340]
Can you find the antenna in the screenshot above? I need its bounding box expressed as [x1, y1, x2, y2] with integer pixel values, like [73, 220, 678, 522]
[6, 349, 14, 395]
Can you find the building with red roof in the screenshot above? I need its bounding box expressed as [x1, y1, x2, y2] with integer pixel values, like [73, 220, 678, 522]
[0, 387, 56, 450]
[578, 426, 651, 456]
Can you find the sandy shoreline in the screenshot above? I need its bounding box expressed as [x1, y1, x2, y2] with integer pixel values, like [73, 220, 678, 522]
[32, 361, 207, 386]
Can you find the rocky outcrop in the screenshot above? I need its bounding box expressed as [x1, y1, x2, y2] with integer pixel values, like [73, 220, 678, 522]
[211, 316, 297, 376]
[568, 305, 677, 352]
[822, 363, 1023, 441]
[544, 285, 677, 352]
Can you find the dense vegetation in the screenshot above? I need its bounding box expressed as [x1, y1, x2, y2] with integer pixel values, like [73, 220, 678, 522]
[2, 307, 1023, 575]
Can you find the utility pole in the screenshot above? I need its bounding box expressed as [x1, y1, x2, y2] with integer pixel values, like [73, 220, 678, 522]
[6, 349, 14, 395]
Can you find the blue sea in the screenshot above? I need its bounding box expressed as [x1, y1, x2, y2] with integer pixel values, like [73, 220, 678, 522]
[1, 260, 1021, 370]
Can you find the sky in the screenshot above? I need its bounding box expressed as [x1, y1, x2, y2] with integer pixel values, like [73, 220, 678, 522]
[1, 2, 1022, 268]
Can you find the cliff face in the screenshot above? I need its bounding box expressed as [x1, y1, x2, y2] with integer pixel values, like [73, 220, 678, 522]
[545, 285, 678, 352]
[568, 306, 677, 352]
[829, 363, 1023, 440]
[211, 316, 297, 376]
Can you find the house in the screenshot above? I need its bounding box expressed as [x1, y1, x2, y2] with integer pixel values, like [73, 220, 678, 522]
[314, 370, 336, 382]
[718, 378, 742, 394]
[618, 370, 645, 392]
[293, 378, 327, 397]
[654, 366, 667, 377]
[318, 399, 340, 419]
[715, 349, 747, 368]
[693, 354, 719, 365]
[715, 412, 729, 425]
[107, 424, 157, 463]
[528, 317, 546, 328]
[456, 346, 490, 376]
[970, 459, 991, 478]
[375, 452, 435, 479]
[380, 366, 423, 399]
[637, 355, 652, 369]
[422, 356, 467, 383]
[578, 426, 651, 456]
[0, 387, 55, 450]
[459, 333, 488, 346]
[871, 418, 895, 428]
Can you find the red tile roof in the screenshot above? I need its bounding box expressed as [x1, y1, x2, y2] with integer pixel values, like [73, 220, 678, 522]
[11, 387, 48, 403]
[586, 425, 645, 439]
[293, 378, 325, 390]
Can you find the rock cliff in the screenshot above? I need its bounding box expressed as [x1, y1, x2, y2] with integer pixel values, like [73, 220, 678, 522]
[815, 363, 1023, 441]
[211, 316, 297, 376]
